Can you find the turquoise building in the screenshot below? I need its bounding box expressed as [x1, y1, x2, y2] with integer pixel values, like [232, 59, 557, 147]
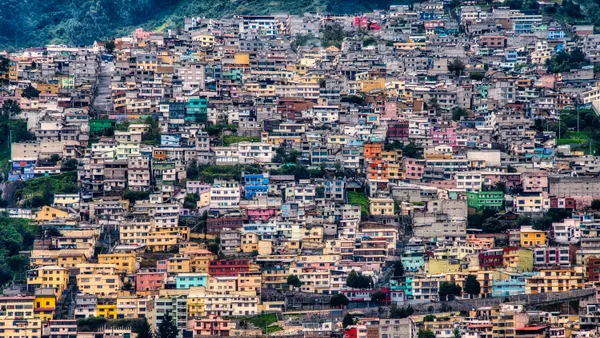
[175, 273, 208, 289]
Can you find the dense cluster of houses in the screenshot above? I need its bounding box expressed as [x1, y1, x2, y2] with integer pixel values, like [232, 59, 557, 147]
[6, 1, 600, 337]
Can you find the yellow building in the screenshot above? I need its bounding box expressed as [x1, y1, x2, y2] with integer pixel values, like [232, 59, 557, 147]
[188, 293, 206, 318]
[76, 264, 121, 298]
[98, 252, 137, 274]
[360, 78, 385, 92]
[0, 296, 35, 318]
[30, 252, 87, 270]
[427, 258, 461, 275]
[97, 299, 117, 319]
[258, 240, 273, 255]
[0, 318, 41, 338]
[503, 248, 534, 272]
[34, 290, 56, 323]
[27, 266, 69, 295]
[147, 226, 190, 252]
[369, 198, 395, 216]
[36, 206, 69, 222]
[234, 53, 250, 65]
[192, 34, 215, 47]
[241, 233, 259, 253]
[520, 226, 547, 248]
[238, 272, 262, 294]
[187, 250, 217, 273]
[117, 296, 146, 319]
[167, 255, 191, 274]
[526, 268, 583, 294]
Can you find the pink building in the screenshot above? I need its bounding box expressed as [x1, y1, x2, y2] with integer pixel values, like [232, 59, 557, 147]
[403, 158, 425, 181]
[522, 171, 549, 194]
[156, 260, 168, 273]
[134, 28, 151, 40]
[432, 127, 457, 147]
[189, 315, 231, 336]
[246, 208, 277, 221]
[136, 271, 166, 292]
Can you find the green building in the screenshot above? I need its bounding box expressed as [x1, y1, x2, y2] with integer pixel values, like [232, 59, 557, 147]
[90, 119, 115, 134]
[186, 97, 208, 123]
[467, 191, 504, 210]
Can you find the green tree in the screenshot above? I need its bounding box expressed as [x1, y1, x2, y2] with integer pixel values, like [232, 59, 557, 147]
[342, 313, 354, 328]
[439, 281, 462, 301]
[286, 274, 302, 288]
[142, 116, 160, 145]
[448, 59, 465, 77]
[393, 260, 405, 277]
[390, 305, 414, 318]
[321, 23, 345, 48]
[451, 107, 468, 121]
[330, 294, 349, 308]
[469, 72, 485, 80]
[591, 199, 600, 210]
[464, 275, 481, 298]
[22, 85, 40, 99]
[136, 318, 153, 338]
[183, 194, 200, 209]
[418, 328, 436, 338]
[156, 311, 178, 338]
[371, 291, 387, 303]
[423, 314, 436, 322]
[105, 40, 116, 53]
[186, 159, 199, 180]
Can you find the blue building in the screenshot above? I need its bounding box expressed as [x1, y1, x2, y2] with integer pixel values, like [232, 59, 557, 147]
[242, 173, 269, 200]
[161, 134, 182, 147]
[325, 179, 345, 202]
[9, 159, 36, 181]
[176, 273, 208, 289]
[400, 245, 426, 272]
[492, 272, 537, 297]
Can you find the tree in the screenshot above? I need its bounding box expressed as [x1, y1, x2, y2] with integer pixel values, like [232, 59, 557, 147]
[418, 328, 436, 338]
[464, 275, 481, 298]
[183, 194, 200, 209]
[186, 159, 199, 180]
[370, 291, 387, 303]
[0, 56, 9, 84]
[321, 23, 345, 48]
[287, 274, 302, 288]
[390, 305, 414, 318]
[142, 116, 160, 145]
[393, 260, 405, 277]
[105, 40, 116, 53]
[156, 311, 178, 338]
[346, 270, 372, 289]
[448, 59, 465, 77]
[136, 318, 153, 338]
[330, 294, 349, 308]
[469, 72, 485, 80]
[1, 99, 22, 117]
[591, 199, 600, 210]
[342, 313, 354, 328]
[423, 314, 436, 322]
[451, 107, 468, 121]
[453, 327, 462, 338]
[439, 281, 462, 301]
[22, 85, 40, 99]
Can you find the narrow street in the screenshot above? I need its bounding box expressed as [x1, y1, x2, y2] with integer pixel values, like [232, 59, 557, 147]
[92, 61, 114, 114]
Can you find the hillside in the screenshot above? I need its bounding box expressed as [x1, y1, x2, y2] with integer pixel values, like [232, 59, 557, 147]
[0, 0, 403, 50]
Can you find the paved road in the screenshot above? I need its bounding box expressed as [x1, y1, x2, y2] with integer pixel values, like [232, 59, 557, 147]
[92, 61, 114, 113]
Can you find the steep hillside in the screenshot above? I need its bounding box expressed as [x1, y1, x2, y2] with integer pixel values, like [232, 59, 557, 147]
[0, 0, 402, 50]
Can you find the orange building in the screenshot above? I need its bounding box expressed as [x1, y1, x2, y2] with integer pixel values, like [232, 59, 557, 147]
[364, 142, 383, 163]
[367, 161, 389, 181]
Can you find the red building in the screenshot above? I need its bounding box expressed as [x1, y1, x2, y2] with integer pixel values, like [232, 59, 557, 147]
[207, 217, 244, 235]
[387, 121, 409, 142]
[478, 249, 504, 269]
[550, 197, 576, 209]
[588, 257, 600, 282]
[209, 259, 250, 276]
[353, 16, 369, 28]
